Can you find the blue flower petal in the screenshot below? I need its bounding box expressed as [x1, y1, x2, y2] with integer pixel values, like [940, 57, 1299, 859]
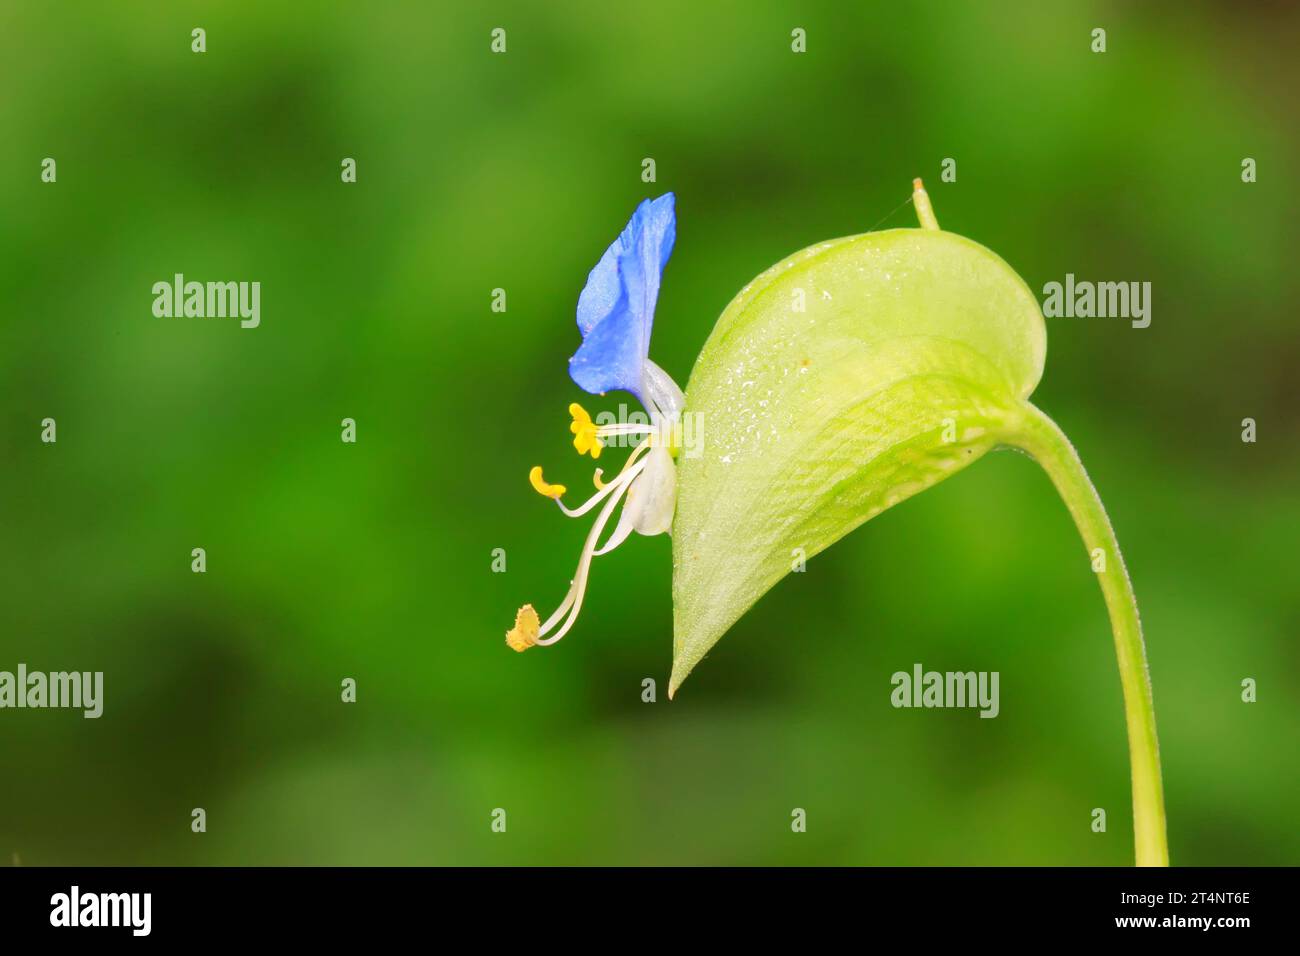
[570, 193, 675, 398]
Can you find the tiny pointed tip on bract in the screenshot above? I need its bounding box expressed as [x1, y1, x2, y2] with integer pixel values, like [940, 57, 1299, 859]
[667, 650, 701, 699]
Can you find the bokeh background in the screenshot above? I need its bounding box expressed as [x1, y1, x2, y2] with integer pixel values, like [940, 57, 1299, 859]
[1, 1, 1296, 865]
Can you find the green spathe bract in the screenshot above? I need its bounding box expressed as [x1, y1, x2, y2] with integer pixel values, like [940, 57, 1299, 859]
[670, 183, 1167, 866]
[672, 228, 1043, 679]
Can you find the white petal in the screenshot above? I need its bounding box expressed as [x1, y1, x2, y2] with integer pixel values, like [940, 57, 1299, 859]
[631, 444, 677, 537]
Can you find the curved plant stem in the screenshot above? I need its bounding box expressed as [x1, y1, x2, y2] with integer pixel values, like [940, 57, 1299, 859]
[1010, 402, 1169, 866]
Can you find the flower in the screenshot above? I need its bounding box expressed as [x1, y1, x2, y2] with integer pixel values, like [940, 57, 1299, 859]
[506, 194, 686, 653]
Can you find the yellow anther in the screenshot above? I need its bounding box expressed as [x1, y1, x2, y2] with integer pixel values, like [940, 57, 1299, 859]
[529, 465, 566, 499]
[573, 431, 602, 458]
[592, 468, 605, 490]
[569, 403, 592, 427]
[506, 604, 540, 652]
[569, 402, 602, 459]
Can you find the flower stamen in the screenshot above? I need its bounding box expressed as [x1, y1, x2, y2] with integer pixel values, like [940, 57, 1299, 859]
[570, 403, 603, 458]
[534, 462, 644, 646]
[505, 605, 540, 652]
[554, 436, 652, 518]
[529, 466, 566, 499]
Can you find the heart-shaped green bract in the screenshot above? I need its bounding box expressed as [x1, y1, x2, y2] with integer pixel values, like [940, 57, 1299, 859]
[670, 227, 1046, 694]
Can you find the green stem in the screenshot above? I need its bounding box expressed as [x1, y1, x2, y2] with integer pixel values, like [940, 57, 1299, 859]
[1010, 402, 1168, 866]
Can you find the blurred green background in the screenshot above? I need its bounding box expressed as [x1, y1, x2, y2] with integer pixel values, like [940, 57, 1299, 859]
[1, 1, 1296, 865]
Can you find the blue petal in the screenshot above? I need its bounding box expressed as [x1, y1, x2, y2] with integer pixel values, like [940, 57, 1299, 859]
[570, 193, 675, 398]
